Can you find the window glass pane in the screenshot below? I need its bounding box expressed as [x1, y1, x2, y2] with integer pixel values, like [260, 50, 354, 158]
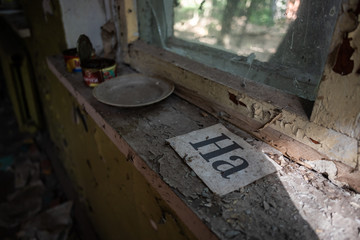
[137, 0, 340, 101]
[174, 0, 296, 62]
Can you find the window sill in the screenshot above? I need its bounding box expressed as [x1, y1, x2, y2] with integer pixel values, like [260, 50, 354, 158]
[126, 40, 357, 170]
[129, 40, 310, 118]
[47, 54, 360, 238]
[165, 37, 319, 101]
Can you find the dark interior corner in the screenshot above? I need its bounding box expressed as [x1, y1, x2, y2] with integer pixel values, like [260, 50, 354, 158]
[299, 97, 314, 119]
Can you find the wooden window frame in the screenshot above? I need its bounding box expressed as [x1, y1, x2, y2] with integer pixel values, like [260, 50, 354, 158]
[117, 0, 359, 189]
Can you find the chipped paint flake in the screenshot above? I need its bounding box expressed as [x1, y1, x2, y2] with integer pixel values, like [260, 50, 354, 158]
[273, 112, 358, 168]
[332, 37, 354, 75]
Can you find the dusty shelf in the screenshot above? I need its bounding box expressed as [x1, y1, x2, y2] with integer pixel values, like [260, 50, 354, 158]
[47, 55, 360, 240]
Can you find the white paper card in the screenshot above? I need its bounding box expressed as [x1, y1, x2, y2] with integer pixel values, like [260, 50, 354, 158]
[166, 124, 280, 196]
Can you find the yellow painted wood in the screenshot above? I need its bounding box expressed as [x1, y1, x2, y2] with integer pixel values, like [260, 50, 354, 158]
[123, 0, 139, 44]
[42, 73, 197, 240]
[311, 2, 360, 141]
[0, 50, 38, 133]
[20, 56, 42, 129]
[47, 54, 218, 240]
[19, 1, 201, 238]
[118, 0, 139, 61]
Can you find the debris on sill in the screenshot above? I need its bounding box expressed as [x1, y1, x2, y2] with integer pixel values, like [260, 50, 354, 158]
[17, 201, 73, 240]
[158, 117, 360, 239]
[0, 138, 74, 240]
[303, 160, 342, 186]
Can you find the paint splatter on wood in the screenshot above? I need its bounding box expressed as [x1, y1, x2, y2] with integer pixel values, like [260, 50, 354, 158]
[228, 92, 247, 107]
[228, 92, 238, 105]
[332, 37, 354, 75]
[309, 138, 321, 145]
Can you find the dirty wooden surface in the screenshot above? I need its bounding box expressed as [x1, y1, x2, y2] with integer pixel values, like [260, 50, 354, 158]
[47, 55, 360, 240]
[127, 40, 359, 188]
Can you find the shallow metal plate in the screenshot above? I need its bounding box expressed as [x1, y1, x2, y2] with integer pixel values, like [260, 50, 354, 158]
[92, 73, 174, 107]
